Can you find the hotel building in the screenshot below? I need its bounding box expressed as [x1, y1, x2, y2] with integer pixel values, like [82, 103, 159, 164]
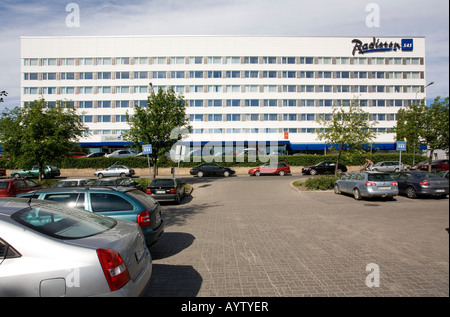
[20, 36, 426, 154]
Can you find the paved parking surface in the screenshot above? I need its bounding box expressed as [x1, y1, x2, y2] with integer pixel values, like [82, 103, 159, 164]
[144, 175, 449, 297]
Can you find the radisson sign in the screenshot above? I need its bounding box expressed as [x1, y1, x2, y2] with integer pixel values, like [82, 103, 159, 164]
[351, 37, 413, 56]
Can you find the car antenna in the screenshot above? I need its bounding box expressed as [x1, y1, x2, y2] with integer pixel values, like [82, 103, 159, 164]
[26, 197, 33, 206]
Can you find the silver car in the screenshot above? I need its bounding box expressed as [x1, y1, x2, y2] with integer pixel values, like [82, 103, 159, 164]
[0, 198, 152, 297]
[370, 161, 404, 172]
[334, 171, 399, 200]
[94, 165, 135, 178]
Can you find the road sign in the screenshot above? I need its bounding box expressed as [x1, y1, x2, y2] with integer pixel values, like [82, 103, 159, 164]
[396, 141, 406, 151]
[142, 144, 152, 154]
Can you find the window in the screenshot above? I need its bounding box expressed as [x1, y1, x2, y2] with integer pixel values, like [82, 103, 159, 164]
[134, 86, 148, 94]
[42, 58, 57, 66]
[152, 71, 166, 79]
[82, 115, 93, 123]
[282, 57, 296, 64]
[170, 71, 185, 79]
[79, 101, 93, 108]
[299, 85, 313, 93]
[97, 58, 112, 65]
[336, 72, 350, 79]
[226, 57, 240, 64]
[24, 87, 38, 95]
[318, 85, 332, 93]
[244, 71, 259, 78]
[263, 114, 278, 121]
[190, 85, 204, 93]
[189, 114, 203, 122]
[207, 56, 222, 64]
[226, 71, 241, 78]
[90, 193, 133, 212]
[244, 56, 259, 64]
[226, 85, 241, 93]
[189, 57, 203, 64]
[189, 100, 204, 107]
[97, 115, 111, 123]
[79, 87, 93, 94]
[318, 100, 333, 107]
[115, 100, 129, 108]
[116, 86, 130, 94]
[226, 100, 241, 107]
[318, 57, 332, 64]
[97, 72, 111, 80]
[282, 100, 297, 107]
[301, 114, 315, 121]
[116, 72, 130, 79]
[283, 85, 298, 93]
[115, 115, 127, 123]
[244, 85, 259, 93]
[245, 114, 260, 121]
[44, 193, 85, 209]
[97, 86, 112, 94]
[134, 57, 148, 64]
[24, 58, 38, 66]
[116, 57, 130, 65]
[226, 114, 241, 121]
[283, 71, 297, 78]
[283, 114, 297, 121]
[300, 100, 315, 107]
[189, 71, 203, 78]
[262, 71, 277, 78]
[263, 85, 277, 93]
[79, 72, 93, 80]
[170, 57, 185, 64]
[299, 57, 314, 64]
[263, 100, 277, 107]
[208, 114, 223, 121]
[299, 71, 313, 78]
[245, 100, 259, 107]
[43, 73, 57, 80]
[134, 71, 148, 79]
[61, 58, 75, 66]
[263, 57, 277, 64]
[208, 71, 222, 78]
[24, 73, 38, 80]
[60, 87, 74, 94]
[318, 71, 332, 79]
[79, 58, 93, 66]
[208, 100, 222, 107]
[208, 85, 223, 93]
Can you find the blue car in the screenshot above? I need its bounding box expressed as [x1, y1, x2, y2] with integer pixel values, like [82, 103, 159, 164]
[334, 171, 399, 200]
[16, 187, 164, 246]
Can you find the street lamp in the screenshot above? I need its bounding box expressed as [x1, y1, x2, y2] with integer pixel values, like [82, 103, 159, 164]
[412, 81, 434, 166]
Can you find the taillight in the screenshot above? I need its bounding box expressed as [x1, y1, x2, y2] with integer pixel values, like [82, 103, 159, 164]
[420, 181, 430, 186]
[391, 181, 398, 186]
[169, 188, 176, 194]
[146, 188, 152, 194]
[97, 248, 131, 292]
[137, 210, 151, 227]
[365, 182, 377, 187]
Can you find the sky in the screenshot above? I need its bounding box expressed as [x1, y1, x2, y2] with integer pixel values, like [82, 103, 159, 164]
[0, 0, 448, 111]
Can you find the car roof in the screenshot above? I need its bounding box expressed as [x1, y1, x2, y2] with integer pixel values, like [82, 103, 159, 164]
[0, 197, 41, 216]
[22, 186, 134, 194]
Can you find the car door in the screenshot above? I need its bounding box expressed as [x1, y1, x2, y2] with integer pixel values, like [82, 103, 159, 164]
[396, 172, 410, 193]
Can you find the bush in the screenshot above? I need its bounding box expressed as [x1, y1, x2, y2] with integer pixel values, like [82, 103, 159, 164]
[304, 175, 339, 190]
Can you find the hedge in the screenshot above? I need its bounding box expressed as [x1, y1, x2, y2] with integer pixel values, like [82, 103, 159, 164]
[0, 153, 427, 170]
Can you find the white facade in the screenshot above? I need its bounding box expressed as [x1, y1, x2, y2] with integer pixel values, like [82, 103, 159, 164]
[20, 36, 426, 152]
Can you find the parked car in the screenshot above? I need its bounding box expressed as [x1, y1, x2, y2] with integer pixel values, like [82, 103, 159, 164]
[146, 178, 186, 204]
[92, 177, 143, 192]
[84, 152, 106, 158]
[437, 170, 449, 179]
[52, 178, 93, 188]
[0, 197, 152, 296]
[11, 165, 60, 179]
[334, 172, 399, 200]
[190, 163, 236, 177]
[302, 161, 348, 175]
[0, 178, 45, 197]
[415, 159, 449, 172]
[249, 162, 291, 176]
[370, 161, 404, 172]
[105, 150, 136, 158]
[94, 165, 135, 178]
[71, 152, 88, 158]
[390, 171, 449, 198]
[0, 168, 6, 177]
[17, 187, 164, 246]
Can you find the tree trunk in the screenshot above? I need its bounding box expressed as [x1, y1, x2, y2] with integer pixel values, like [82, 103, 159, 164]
[428, 149, 434, 172]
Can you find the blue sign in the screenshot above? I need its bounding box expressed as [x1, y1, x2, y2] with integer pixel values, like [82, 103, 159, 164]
[142, 144, 152, 154]
[401, 39, 413, 51]
[396, 141, 407, 151]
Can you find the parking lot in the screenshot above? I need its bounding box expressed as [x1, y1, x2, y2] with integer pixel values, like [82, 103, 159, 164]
[145, 175, 449, 297]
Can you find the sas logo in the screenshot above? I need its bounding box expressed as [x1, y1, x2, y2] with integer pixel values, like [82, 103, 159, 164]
[401, 39, 414, 51]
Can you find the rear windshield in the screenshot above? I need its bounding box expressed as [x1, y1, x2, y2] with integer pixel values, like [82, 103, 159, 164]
[150, 179, 175, 187]
[11, 201, 116, 240]
[415, 173, 441, 179]
[368, 173, 392, 181]
[126, 189, 157, 210]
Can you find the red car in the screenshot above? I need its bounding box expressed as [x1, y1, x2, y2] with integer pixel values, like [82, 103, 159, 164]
[0, 178, 45, 197]
[249, 162, 291, 176]
[416, 159, 449, 172]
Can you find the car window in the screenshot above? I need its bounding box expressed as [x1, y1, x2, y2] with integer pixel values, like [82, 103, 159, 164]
[11, 203, 116, 240]
[0, 182, 9, 189]
[44, 193, 85, 209]
[15, 180, 27, 189]
[90, 193, 134, 212]
[357, 174, 365, 180]
[125, 190, 157, 210]
[0, 238, 20, 261]
[150, 179, 175, 187]
[25, 180, 40, 188]
[368, 173, 392, 181]
[399, 173, 410, 180]
[349, 173, 359, 180]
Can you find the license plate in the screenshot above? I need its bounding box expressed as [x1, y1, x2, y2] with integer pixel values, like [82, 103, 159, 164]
[135, 244, 145, 263]
[156, 190, 166, 194]
[435, 189, 445, 193]
[378, 186, 390, 190]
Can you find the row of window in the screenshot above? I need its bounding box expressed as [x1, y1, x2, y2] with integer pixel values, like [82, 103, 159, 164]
[23, 57, 423, 66]
[23, 71, 424, 80]
[23, 84, 423, 95]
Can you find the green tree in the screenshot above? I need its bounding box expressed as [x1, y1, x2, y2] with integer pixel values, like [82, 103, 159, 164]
[396, 97, 449, 171]
[316, 100, 377, 175]
[124, 88, 191, 178]
[0, 98, 87, 180]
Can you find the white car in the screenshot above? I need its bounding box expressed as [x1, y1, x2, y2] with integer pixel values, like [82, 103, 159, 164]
[94, 165, 135, 178]
[105, 150, 136, 158]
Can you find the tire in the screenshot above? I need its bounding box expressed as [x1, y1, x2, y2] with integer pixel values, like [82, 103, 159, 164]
[353, 188, 362, 200]
[223, 171, 230, 177]
[254, 170, 261, 176]
[13, 173, 20, 179]
[334, 184, 341, 195]
[120, 173, 126, 178]
[97, 173, 104, 179]
[197, 171, 204, 178]
[406, 186, 417, 199]
[310, 169, 318, 176]
[278, 170, 285, 176]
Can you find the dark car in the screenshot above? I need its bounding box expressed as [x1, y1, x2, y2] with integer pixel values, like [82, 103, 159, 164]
[190, 163, 236, 177]
[146, 178, 186, 204]
[416, 159, 449, 172]
[0, 178, 45, 197]
[390, 171, 449, 198]
[248, 162, 291, 176]
[16, 187, 164, 246]
[302, 161, 348, 175]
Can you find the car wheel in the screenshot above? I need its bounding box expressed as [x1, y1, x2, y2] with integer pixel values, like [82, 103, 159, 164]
[197, 171, 204, 178]
[254, 171, 261, 176]
[41, 173, 46, 180]
[120, 173, 126, 178]
[97, 173, 104, 179]
[394, 168, 399, 172]
[223, 171, 230, 177]
[310, 169, 317, 176]
[336, 169, 343, 175]
[406, 186, 417, 199]
[334, 184, 341, 195]
[353, 188, 362, 200]
[278, 170, 285, 176]
[13, 173, 20, 179]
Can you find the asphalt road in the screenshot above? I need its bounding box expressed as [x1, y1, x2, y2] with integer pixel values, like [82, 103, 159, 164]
[144, 175, 449, 297]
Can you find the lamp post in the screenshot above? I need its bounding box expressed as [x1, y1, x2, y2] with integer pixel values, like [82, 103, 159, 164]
[413, 81, 434, 166]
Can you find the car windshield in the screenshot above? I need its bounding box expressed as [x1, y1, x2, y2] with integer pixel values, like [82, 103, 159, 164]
[368, 173, 392, 181]
[150, 179, 175, 187]
[11, 201, 116, 240]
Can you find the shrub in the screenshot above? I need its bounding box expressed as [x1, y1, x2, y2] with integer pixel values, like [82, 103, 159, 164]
[304, 175, 338, 190]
